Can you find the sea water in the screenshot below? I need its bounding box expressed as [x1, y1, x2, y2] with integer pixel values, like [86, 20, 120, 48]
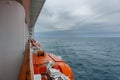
[35, 37, 120, 80]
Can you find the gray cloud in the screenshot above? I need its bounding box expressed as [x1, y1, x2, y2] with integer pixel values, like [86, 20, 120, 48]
[35, 0, 120, 37]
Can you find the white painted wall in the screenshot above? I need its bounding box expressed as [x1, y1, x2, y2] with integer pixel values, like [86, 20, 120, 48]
[0, 1, 29, 80]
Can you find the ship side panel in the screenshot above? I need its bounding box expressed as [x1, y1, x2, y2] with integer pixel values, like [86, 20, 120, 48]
[0, 1, 28, 80]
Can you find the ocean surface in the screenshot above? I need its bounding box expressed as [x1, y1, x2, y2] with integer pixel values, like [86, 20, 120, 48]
[35, 37, 120, 80]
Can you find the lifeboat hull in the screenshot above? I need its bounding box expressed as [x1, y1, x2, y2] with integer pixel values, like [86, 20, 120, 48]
[33, 53, 74, 80]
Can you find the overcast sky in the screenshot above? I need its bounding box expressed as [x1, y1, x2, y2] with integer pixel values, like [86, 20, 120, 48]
[35, 0, 120, 37]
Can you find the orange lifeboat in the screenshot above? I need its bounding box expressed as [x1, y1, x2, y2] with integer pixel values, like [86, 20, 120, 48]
[31, 39, 74, 80]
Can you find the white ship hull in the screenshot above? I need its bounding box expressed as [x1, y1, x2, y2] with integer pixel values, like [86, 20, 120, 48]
[0, 1, 29, 80]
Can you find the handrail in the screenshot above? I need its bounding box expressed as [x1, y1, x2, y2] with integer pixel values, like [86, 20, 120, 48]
[18, 41, 34, 80]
